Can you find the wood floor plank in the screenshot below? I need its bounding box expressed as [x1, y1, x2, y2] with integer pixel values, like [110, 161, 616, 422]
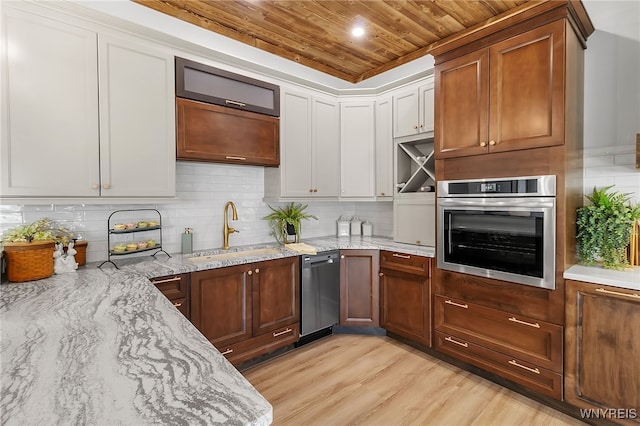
[243, 334, 585, 426]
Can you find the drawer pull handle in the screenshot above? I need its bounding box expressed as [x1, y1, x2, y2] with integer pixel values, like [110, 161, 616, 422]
[221, 348, 233, 355]
[445, 300, 468, 309]
[445, 336, 468, 348]
[273, 328, 293, 337]
[508, 360, 540, 374]
[225, 99, 246, 107]
[152, 276, 181, 284]
[508, 317, 541, 328]
[225, 155, 247, 161]
[595, 288, 640, 299]
[392, 253, 411, 259]
[172, 302, 182, 307]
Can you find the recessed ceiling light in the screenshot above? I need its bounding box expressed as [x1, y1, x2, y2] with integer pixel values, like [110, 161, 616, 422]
[352, 26, 365, 37]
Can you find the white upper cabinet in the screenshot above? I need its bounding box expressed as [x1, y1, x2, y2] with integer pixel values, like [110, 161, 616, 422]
[340, 101, 375, 198]
[374, 96, 393, 199]
[98, 34, 175, 197]
[265, 89, 339, 199]
[1, 4, 175, 199]
[1, 8, 100, 197]
[392, 76, 435, 139]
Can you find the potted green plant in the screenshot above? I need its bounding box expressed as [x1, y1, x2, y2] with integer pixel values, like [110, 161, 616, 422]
[576, 186, 640, 270]
[263, 202, 318, 244]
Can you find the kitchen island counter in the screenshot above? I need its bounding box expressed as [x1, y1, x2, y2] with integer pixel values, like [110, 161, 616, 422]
[0, 267, 272, 425]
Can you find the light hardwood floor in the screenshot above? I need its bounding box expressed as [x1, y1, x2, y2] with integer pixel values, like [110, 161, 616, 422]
[242, 334, 586, 426]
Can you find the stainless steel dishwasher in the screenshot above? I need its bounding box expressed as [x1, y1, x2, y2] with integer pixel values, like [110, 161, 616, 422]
[300, 250, 340, 342]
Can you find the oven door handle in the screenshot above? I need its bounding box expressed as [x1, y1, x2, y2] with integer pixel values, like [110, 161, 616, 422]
[437, 197, 555, 209]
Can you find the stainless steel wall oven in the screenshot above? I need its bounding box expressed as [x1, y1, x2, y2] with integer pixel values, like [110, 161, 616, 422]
[437, 175, 556, 290]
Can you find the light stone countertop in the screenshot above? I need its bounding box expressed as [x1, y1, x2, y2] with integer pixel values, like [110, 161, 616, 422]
[0, 235, 434, 425]
[563, 264, 640, 291]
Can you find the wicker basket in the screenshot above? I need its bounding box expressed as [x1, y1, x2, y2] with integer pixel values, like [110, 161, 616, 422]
[3, 240, 55, 282]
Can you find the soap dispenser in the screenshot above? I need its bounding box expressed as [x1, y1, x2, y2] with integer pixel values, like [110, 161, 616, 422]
[182, 228, 193, 254]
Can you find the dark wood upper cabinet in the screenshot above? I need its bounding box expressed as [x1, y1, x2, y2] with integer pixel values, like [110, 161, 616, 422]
[176, 98, 280, 166]
[435, 20, 565, 159]
[176, 57, 279, 117]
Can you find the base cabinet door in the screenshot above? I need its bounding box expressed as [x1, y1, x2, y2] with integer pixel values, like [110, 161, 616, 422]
[190, 264, 252, 348]
[380, 252, 431, 346]
[565, 280, 640, 424]
[340, 249, 379, 327]
[251, 256, 299, 336]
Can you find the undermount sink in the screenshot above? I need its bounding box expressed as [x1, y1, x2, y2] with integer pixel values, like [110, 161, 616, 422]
[189, 247, 282, 262]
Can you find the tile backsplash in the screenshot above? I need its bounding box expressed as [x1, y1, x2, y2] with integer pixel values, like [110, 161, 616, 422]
[583, 143, 640, 204]
[0, 162, 392, 263]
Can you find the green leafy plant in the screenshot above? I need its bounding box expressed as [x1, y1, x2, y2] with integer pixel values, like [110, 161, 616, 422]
[576, 186, 640, 269]
[262, 202, 318, 244]
[2, 218, 73, 245]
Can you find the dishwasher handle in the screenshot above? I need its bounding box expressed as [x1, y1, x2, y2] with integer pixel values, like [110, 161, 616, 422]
[302, 251, 340, 268]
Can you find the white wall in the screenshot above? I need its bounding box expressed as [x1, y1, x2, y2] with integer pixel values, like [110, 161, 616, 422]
[582, 0, 640, 203]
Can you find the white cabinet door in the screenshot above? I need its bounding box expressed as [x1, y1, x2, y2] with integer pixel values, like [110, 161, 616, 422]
[375, 97, 393, 198]
[280, 90, 312, 197]
[1, 8, 100, 197]
[312, 96, 340, 197]
[98, 34, 175, 197]
[418, 79, 435, 134]
[340, 101, 375, 198]
[393, 195, 435, 246]
[393, 89, 419, 138]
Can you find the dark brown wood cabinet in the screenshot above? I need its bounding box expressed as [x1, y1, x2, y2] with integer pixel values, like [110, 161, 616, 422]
[379, 251, 431, 347]
[176, 98, 279, 166]
[190, 256, 299, 365]
[435, 20, 566, 159]
[150, 274, 191, 319]
[340, 249, 379, 327]
[565, 280, 640, 424]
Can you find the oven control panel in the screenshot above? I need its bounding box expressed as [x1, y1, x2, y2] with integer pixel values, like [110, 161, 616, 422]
[438, 175, 556, 197]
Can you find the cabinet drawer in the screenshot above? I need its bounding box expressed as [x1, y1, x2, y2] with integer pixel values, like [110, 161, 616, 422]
[380, 250, 430, 277]
[151, 274, 189, 300]
[434, 295, 562, 372]
[434, 331, 562, 399]
[217, 323, 299, 366]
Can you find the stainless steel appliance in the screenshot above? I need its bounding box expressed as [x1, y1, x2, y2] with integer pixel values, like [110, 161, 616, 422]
[437, 175, 556, 290]
[300, 250, 340, 339]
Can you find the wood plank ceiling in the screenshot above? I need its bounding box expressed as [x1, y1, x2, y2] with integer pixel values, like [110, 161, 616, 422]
[133, 0, 539, 83]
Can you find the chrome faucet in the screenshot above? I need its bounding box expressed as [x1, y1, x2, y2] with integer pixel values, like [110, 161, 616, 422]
[223, 201, 239, 250]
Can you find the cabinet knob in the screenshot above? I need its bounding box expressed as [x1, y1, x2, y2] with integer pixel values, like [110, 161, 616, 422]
[414, 125, 418, 129]
[91, 184, 99, 189]
[419, 124, 424, 129]
[480, 141, 487, 147]
[255, 268, 260, 274]
[313, 189, 318, 193]
[341, 255, 345, 259]
[173, 302, 182, 308]
[379, 272, 384, 277]
[489, 140, 497, 146]
[103, 183, 111, 189]
[309, 189, 313, 193]
[380, 192, 385, 196]
[415, 240, 421, 245]
[248, 270, 253, 276]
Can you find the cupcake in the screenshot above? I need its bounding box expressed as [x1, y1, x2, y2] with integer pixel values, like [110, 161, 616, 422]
[126, 243, 138, 251]
[137, 221, 148, 228]
[126, 222, 136, 229]
[113, 244, 127, 253]
[137, 241, 148, 250]
[113, 223, 126, 231]
[147, 220, 158, 227]
[147, 239, 157, 248]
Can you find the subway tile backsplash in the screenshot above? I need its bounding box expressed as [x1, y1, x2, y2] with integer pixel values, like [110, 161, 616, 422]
[583, 143, 639, 204]
[1, 162, 392, 263]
